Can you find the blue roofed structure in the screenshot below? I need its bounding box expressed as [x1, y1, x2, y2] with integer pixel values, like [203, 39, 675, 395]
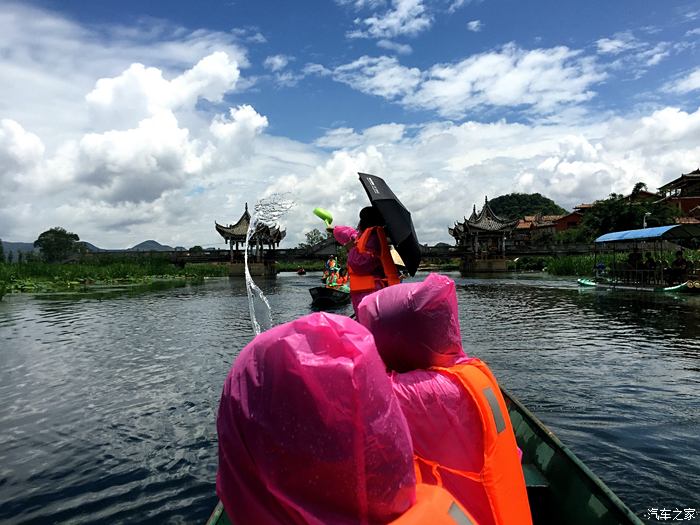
[595, 224, 700, 243]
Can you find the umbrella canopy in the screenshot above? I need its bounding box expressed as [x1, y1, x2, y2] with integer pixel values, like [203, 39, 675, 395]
[358, 172, 421, 276]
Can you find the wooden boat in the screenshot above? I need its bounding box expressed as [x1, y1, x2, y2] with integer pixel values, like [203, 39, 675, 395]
[206, 389, 642, 525]
[578, 277, 698, 293]
[309, 286, 351, 308]
[580, 224, 700, 294]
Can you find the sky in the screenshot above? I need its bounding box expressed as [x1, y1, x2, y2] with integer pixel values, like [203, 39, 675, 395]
[1, 0, 699, 249]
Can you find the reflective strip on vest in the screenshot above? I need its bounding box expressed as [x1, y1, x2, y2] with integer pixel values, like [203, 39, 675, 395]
[389, 484, 480, 525]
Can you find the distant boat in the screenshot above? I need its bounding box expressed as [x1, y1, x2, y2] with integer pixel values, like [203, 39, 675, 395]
[579, 224, 700, 293]
[205, 388, 643, 524]
[309, 286, 350, 308]
[296, 268, 306, 275]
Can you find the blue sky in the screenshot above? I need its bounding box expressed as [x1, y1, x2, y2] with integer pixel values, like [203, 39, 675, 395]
[1, 0, 699, 248]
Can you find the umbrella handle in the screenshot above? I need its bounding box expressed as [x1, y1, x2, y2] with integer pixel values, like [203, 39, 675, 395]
[313, 207, 333, 228]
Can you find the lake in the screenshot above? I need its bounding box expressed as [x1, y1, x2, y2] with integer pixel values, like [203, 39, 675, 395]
[0, 272, 698, 523]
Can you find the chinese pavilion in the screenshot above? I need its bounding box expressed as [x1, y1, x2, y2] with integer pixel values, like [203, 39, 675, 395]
[448, 197, 519, 272]
[215, 203, 286, 263]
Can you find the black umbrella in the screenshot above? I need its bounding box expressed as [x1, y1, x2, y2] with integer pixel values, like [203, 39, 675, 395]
[358, 172, 421, 276]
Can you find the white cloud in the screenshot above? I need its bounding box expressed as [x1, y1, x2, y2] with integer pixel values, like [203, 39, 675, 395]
[264, 54, 292, 72]
[377, 39, 413, 54]
[303, 63, 332, 76]
[448, 0, 467, 14]
[466, 20, 482, 32]
[315, 123, 406, 148]
[0, 119, 45, 186]
[86, 52, 240, 129]
[333, 56, 422, 99]
[596, 33, 639, 55]
[664, 67, 700, 94]
[596, 32, 672, 76]
[405, 44, 605, 118]
[347, 0, 432, 39]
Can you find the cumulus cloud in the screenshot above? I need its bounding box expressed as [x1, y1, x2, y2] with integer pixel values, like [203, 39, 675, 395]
[86, 52, 240, 129]
[347, 0, 432, 39]
[0, 119, 45, 185]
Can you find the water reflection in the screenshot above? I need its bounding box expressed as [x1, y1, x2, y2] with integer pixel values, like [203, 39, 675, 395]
[0, 273, 698, 523]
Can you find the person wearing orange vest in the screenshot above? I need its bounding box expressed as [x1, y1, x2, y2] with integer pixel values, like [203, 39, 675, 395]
[357, 273, 532, 525]
[328, 206, 400, 314]
[217, 312, 478, 524]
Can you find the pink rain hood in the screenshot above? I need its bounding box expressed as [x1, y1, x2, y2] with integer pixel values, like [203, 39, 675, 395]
[356, 272, 466, 372]
[216, 312, 416, 525]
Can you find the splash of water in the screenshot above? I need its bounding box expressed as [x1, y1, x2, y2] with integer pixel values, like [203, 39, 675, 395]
[244, 194, 295, 335]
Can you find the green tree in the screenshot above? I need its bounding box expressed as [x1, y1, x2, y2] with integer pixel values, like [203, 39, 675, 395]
[580, 192, 680, 239]
[34, 227, 80, 263]
[297, 228, 327, 249]
[489, 193, 567, 219]
[0, 239, 4, 262]
[7, 251, 14, 264]
[189, 245, 204, 253]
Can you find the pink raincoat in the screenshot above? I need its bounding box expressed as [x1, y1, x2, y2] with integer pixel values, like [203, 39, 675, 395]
[216, 312, 416, 525]
[332, 225, 388, 313]
[357, 273, 498, 525]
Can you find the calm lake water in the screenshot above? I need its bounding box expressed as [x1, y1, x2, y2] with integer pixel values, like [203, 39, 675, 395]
[1, 272, 698, 523]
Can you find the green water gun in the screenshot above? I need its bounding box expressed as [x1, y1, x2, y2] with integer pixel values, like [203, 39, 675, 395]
[313, 207, 333, 229]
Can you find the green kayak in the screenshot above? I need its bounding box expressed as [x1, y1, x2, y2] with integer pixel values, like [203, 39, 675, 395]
[206, 389, 642, 524]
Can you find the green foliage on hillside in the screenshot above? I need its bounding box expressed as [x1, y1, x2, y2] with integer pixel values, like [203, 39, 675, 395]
[489, 193, 567, 220]
[580, 192, 680, 236]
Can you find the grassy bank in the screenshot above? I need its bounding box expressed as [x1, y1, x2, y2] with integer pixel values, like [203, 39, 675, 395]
[0, 261, 229, 296]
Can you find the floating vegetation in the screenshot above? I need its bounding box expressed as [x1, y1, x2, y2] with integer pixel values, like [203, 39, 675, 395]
[0, 261, 229, 299]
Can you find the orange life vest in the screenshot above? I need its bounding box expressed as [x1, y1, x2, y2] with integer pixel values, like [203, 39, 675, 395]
[348, 226, 400, 293]
[417, 360, 532, 525]
[390, 483, 479, 524]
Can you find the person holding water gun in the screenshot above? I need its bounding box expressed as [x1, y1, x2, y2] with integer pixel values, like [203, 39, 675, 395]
[315, 206, 400, 314]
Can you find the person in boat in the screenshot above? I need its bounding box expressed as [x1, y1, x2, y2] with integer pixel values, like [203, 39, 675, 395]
[336, 267, 349, 287]
[327, 206, 400, 314]
[668, 250, 690, 285]
[356, 273, 532, 525]
[643, 252, 656, 284]
[626, 247, 643, 283]
[325, 254, 337, 272]
[324, 267, 339, 288]
[216, 312, 477, 525]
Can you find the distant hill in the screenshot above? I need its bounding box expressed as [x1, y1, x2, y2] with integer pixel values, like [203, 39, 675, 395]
[2, 239, 184, 258]
[78, 241, 108, 253]
[1, 241, 37, 257]
[128, 240, 175, 252]
[489, 193, 567, 220]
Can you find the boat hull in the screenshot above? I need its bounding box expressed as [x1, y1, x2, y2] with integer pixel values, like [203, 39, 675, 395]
[309, 286, 351, 308]
[578, 278, 699, 293]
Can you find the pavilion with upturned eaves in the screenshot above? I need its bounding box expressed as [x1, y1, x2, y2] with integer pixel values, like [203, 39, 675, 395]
[448, 197, 519, 273]
[215, 203, 286, 264]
